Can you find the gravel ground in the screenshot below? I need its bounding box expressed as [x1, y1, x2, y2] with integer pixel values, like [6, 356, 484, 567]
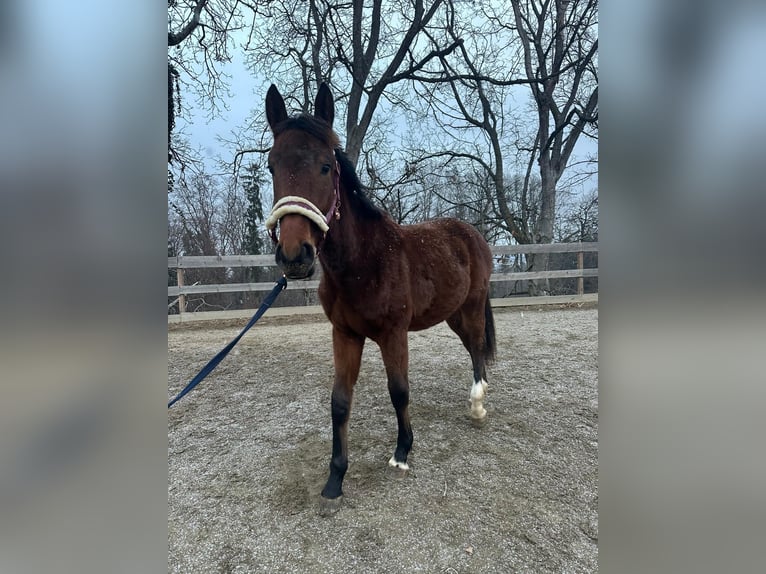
[168, 305, 598, 573]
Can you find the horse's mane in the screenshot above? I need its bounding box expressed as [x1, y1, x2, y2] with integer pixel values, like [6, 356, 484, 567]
[334, 148, 384, 221]
[273, 114, 384, 221]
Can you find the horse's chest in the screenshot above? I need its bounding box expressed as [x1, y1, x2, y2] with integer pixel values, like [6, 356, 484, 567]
[320, 279, 409, 336]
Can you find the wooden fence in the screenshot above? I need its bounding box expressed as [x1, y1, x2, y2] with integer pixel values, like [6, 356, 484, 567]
[168, 242, 598, 323]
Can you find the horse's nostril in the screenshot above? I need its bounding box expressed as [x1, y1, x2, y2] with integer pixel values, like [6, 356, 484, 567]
[275, 241, 316, 279]
[276, 242, 315, 268]
[301, 242, 315, 261]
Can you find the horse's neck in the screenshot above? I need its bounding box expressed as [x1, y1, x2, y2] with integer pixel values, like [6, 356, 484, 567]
[319, 191, 394, 276]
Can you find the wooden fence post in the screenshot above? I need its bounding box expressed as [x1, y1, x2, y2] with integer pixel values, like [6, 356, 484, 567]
[177, 267, 186, 315]
[577, 250, 584, 295]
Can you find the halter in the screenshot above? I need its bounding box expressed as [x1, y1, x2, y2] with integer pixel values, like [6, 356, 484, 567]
[265, 159, 341, 244]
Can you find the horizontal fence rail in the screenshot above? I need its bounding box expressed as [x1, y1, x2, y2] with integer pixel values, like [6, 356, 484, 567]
[169, 254, 276, 269]
[168, 242, 597, 321]
[490, 242, 599, 255]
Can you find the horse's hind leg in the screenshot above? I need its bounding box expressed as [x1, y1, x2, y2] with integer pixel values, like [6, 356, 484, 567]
[378, 330, 413, 471]
[447, 300, 491, 421]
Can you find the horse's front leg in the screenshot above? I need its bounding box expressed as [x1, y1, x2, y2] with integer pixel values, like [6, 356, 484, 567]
[320, 326, 364, 512]
[379, 330, 413, 472]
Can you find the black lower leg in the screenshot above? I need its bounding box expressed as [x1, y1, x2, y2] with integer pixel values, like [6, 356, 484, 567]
[389, 378, 413, 463]
[472, 354, 486, 383]
[321, 389, 350, 499]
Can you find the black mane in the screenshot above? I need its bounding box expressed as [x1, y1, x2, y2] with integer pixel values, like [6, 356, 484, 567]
[334, 149, 384, 221]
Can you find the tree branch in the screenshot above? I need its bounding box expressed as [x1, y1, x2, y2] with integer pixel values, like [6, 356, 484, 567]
[168, 0, 209, 46]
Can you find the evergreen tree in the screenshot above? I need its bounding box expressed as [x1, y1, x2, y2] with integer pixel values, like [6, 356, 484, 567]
[240, 162, 265, 256]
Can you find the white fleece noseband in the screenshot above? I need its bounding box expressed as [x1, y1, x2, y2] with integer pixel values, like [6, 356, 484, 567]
[265, 196, 330, 234]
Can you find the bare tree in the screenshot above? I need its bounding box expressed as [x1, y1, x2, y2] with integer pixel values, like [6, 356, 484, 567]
[168, 0, 266, 167]
[407, 0, 597, 293]
[244, 0, 463, 167]
[556, 190, 598, 244]
[406, 5, 535, 245]
[550, 189, 598, 295]
[507, 0, 598, 292]
[168, 170, 263, 310]
[169, 173, 222, 256]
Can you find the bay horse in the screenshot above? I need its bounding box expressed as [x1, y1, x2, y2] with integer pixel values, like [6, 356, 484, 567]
[264, 83, 496, 512]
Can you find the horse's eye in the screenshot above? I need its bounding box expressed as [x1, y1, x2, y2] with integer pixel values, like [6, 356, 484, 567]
[321, 164, 331, 175]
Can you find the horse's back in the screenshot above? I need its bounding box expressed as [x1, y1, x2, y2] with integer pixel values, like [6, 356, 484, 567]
[403, 218, 492, 276]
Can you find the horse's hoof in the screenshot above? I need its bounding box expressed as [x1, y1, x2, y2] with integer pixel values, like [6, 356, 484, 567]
[387, 457, 410, 479]
[470, 405, 487, 419]
[471, 412, 487, 429]
[318, 495, 343, 517]
[470, 410, 488, 428]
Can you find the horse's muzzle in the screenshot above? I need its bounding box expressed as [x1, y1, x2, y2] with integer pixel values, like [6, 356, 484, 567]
[275, 241, 316, 280]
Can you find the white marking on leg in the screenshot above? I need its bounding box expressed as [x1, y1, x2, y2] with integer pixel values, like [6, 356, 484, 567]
[470, 379, 488, 420]
[388, 456, 410, 471]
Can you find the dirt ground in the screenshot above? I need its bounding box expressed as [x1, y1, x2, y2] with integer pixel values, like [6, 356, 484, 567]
[168, 305, 598, 573]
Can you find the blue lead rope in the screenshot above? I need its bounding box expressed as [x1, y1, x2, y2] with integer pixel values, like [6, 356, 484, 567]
[168, 275, 288, 408]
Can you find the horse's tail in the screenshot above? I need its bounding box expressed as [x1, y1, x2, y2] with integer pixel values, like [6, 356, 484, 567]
[484, 292, 497, 365]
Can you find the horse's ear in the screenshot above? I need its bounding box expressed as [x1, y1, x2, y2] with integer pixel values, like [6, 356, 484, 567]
[314, 82, 334, 127]
[266, 84, 288, 131]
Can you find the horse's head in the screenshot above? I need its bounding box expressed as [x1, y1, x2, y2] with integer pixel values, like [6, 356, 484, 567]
[264, 83, 340, 280]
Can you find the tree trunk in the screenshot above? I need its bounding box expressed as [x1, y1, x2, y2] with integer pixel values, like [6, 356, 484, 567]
[528, 164, 558, 295]
[345, 126, 364, 168]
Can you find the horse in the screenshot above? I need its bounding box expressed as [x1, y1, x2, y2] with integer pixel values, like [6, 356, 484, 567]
[264, 83, 496, 513]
